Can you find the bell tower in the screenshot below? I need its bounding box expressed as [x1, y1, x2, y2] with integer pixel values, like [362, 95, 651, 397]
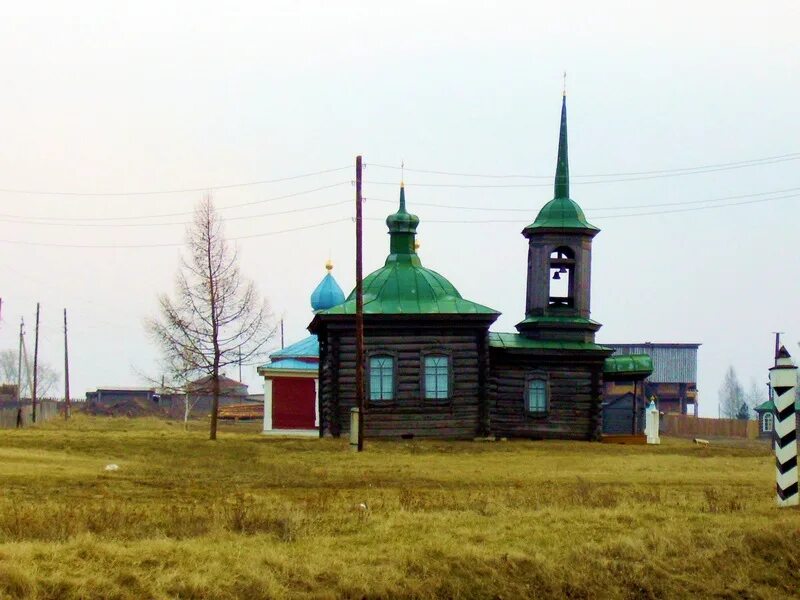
[516, 93, 601, 343]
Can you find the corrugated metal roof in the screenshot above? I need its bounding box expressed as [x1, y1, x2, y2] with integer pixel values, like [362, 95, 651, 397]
[320, 260, 499, 316]
[603, 354, 654, 380]
[489, 332, 610, 352]
[605, 343, 699, 383]
[270, 335, 319, 359]
[259, 358, 317, 373]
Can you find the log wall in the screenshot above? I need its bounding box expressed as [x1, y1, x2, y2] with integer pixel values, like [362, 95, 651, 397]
[489, 351, 605, 440]
[318, 322, 490, 439]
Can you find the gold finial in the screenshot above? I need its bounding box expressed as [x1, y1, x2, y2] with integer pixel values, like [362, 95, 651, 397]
[400, 160, 404, 187]
[562, 71, 567, 97]
[325, 259, 333, 271]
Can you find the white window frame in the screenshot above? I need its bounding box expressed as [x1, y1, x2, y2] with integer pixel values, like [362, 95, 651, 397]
[763, 411, 774, 433]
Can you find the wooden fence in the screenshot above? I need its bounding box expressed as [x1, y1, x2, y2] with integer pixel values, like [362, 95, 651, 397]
[0, 400, 62, 429]
[661, 413, 760, 439]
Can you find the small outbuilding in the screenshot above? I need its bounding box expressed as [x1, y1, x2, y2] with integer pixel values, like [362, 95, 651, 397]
[258, 261, 345, 436]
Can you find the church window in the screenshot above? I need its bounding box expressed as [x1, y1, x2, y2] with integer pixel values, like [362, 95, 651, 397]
[763, 412, 774, 433]
[526, 377, 549, 416]
[423, 354, 450, 399]
[369, 355, 394, 401]
[549, 246, 575, 307]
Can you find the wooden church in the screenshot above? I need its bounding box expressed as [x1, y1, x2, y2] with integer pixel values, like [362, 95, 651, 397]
[308, 94, 648, 440]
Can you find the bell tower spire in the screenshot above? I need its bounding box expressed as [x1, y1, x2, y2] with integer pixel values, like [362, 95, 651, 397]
[554, 93, 569, 200]
[517, 91, 602, 343]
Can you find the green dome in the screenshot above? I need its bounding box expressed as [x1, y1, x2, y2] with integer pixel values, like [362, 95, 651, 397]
[526, 197, 598, 232]
[319, 185, 498, 316]
[385, 186, 419, 234]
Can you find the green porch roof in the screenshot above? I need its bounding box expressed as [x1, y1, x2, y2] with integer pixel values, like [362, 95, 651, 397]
[603, 354, 654, 380]
[488, 332, 611, 352]
[318, 185, 499, 317]
[754, 398, 800, 413]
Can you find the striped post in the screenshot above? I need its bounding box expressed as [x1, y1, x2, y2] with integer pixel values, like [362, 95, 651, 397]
[770, 346, 798, 507]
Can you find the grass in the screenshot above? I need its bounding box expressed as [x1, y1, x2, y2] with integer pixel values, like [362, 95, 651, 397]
[0, 416, 794, 599]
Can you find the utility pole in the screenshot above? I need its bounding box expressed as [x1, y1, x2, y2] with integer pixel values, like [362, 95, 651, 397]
[238, 346, 242, 382]
[17, 318, 23, 408]
[280, 318, 285, 349]
[64, 309, 70, 420]
[32, 303, 40, 423]
[354, 155, 365, 451]
[16, 318, 24, 427]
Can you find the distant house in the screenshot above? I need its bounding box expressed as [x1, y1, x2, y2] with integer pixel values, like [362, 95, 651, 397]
[185, 375, 250, 413]
[86, 387, 158, 405]
[85, 387, 164, 416]
[603, 343, 701, 416]
[0, 384, 17, 406]
[754, 390, 800, 439]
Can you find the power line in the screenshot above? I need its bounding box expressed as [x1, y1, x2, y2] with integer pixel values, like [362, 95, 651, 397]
[365, 185, 800, 212]
[0, 166, 351, 197]
[366, 152, 800, 179]
[0, 199, 353, 228]
[0, 181, 351, 223]
[366, 155, 800, 187]
[0, 217, 351, 249]
[1, 177, 796, 247]
[364, 192, 800, 223]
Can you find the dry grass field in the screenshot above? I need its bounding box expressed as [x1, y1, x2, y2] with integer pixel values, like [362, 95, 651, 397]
[0, 416, 794, 599]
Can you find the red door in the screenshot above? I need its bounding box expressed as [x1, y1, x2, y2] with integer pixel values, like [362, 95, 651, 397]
[272, 378, 316, 429]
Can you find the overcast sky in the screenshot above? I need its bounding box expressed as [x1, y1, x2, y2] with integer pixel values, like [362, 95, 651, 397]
[0, 1, 798, 416]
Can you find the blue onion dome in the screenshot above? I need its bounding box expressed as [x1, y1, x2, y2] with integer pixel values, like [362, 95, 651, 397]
[310, 260, 346, 312]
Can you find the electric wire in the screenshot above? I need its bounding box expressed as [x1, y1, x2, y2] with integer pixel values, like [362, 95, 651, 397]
[0, 188, 795, 246]
[0, 217, 352, 248]
[0, 166, 351, 197]
[0, 199, 353, 228]
[364, 185, 800, 212]
[0, 181, 351, 223]
[366, 155, 800, 187]
[362, 192, 800, 223]
[366, 152, 800, 179]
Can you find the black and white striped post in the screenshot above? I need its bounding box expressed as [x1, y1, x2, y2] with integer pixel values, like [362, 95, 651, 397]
[770, 345, 798, 507]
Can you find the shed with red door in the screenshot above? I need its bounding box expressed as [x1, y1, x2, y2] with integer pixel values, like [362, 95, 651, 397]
[257, 261, 345, 436]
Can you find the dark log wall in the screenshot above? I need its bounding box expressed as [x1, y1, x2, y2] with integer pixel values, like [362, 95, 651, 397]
[317, 322, 491, 439]
[489, 350, 605, 440]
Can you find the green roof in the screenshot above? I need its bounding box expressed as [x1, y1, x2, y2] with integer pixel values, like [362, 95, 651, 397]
[488, 332, 611, 352]
[603, 354, 654, 380]
[755, 398, 800, 412]
[516, 315, 601, 328]
[319, 186, 499, 317]
[525, 197, 598, 232]
[523, 95, 598, 234]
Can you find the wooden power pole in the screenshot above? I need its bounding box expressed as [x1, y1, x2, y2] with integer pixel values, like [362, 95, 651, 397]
[32, 303, 40, 422]
[64, 308, 70, 420]
[17, 318, 23, 408]
[354, 155, 365, 451]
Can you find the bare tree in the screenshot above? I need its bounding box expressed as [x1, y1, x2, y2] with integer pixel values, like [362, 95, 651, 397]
[744, 377, 766, 416]
[147, 196, 275, 440]
[0, 349, 59, 398]
[718, 366, 744, 419]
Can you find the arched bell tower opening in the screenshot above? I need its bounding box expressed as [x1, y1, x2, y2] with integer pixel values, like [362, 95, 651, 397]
[548, 246, 575, 307]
